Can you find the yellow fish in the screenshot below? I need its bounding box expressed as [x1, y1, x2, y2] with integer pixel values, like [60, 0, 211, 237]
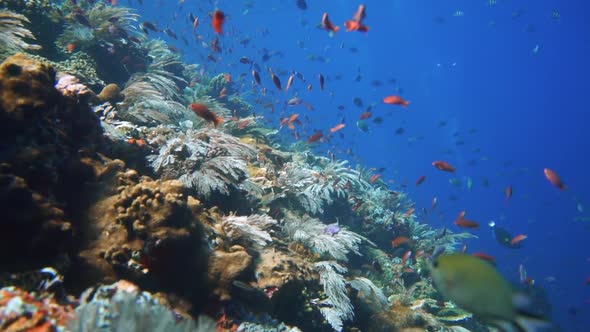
[431, 254, 552, 332]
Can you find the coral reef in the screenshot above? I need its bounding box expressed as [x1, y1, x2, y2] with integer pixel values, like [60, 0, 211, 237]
[0, 10, 40, 61]
[76, 161, 209, 307]
[68, 280, 215, 332]
[0, 36, 495, 332]
[0, 53, 102, 268]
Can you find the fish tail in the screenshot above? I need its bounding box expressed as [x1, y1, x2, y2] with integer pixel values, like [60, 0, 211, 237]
[403, 100, 410, 107]
[214, 116, 224, 128]
[514, 313, 554, 332]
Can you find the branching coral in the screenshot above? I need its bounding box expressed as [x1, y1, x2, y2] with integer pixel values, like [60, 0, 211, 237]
[282, 211, 373, 262]
[0, 10, 40, 60]
[147, 127, 256, 197]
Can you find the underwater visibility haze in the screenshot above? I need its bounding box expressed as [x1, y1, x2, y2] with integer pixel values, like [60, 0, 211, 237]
[0, 0, 589, 331]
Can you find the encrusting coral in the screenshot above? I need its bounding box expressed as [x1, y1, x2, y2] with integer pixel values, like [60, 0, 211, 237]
[0, 53, 103, 268]
[76, 159, 209, 307]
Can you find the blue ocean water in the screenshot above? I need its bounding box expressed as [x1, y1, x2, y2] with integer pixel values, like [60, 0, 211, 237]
[128, 0, 589, 330]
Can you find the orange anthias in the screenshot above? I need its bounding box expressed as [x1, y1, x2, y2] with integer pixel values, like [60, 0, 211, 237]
[472, 252, 496, 264]
[383, 95, 410, 106]
[510, 234, 527, 246]
[432, 160, 456, 172]
[369, 174, 381, 183]
[392, 236, 410, 247]
[330, 123, 346, 133]
[321, 13, 340, 32]
[415, 175, 426, 186]
[307, 132, 323, 143]
[190, 103, 223, 127]
[544, 168, 567, 190]
[454, 210, 479, 229]
[212, 10, 225, 34]
[344, 20, 369, 32]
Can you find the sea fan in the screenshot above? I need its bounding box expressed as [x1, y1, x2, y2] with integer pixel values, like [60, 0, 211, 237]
[56, 4, 139, 51]
[120, 71, 187, 125]
[282, 212, 373, 261]
[349, 277, 388, 308]
[221, 214, 277, 247]
[314, 261, 354, 331]
[180, 156, 248, 196]
[276, 162, 329, 215]
[276, 155, 366, 215]
[0, 10, 41, 57]
[88, 4, 139, 34]
[147, 128, 255, 198]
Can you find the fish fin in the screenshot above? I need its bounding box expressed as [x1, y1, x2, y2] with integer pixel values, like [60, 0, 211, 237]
[511, 293, 554, 332]
[514, 314, 553, 332]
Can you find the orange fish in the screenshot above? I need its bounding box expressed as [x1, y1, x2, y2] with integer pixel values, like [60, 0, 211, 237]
[279, 117, 289, 127]
[402, 250, 412, 265]
[544, 168, 567, 190]
[287, 113, 300, 129]
[383, 95, 410, 107]
[405, 207, 415, 217]
[359, 111, 372, 120]
[391, 236, 409, 247]
[369, 174, 381, 183]
[344, 20, 369, 32]
[345, 4, 369, 32]
[321, 13, 340, 32]
[430, 196, 438, 212]
[212, 37, 221, 52]
[190, 103, 223, 127]
[330, 123, 346, 133]
[510, 234, 527, 246]
[192, 17, 199, 32]
[269, 68, 282, 91]
[224, 73, 232, 82]
[457, 210, 466, 220]
[252, 70, 261, 85]
[415, 175, 426, 186]
[212, 10, 225, 34]
[286, 73, 295, 91]
[237, 119, 250, 129]
[454, 218, 479, 229]
[67, 43, 76, 53]
[352, 4, 367, 23]
[505, 185, 513, 201]
[219, 87, 227, 98]
[472, 252, 496, 264]
[415, 250, 425, 259]
[432, 160, 456, 172]
[307, 132, 323, 143]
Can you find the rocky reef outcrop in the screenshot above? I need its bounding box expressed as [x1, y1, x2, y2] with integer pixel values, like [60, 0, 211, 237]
[0, 53, 102, 269]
